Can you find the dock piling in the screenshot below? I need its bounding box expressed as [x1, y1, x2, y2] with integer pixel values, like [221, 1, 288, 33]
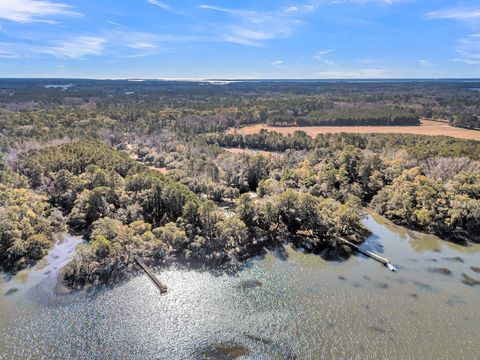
[339, 238, 398, 272]
[134, 257, 167, 293]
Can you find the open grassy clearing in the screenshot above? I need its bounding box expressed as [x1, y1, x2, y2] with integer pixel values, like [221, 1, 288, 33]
[229, 120, 480, 141]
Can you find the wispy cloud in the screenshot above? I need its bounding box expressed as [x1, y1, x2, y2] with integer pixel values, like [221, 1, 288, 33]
[315, 49, 337, 65]
[271, 59, 288, 69]
[147, 0, 178, 14]
[284, 5, 316, 13]
[0, 0, 81, 24]
[199, 4, 314, 46]
[0, 29, 201, 60]
[0, 43, 23, 58]
[326, 0, 406, 5]
[454, 34, 480, 65]
[316, 49, 335, 56]
[427, 7, 480, 66]
[107, 20, 124, 27]
[418, 59, 433, 67]
[111, 31, 159, 50]
[41, 36, 106, 59]
[107, 31, 170, 57]
[198, 0, 404, 47]
[351, 0, 406, 3]
[426, 7, 480, 21]
[109, 30, 201, 50]
[198, 4, 233, 14]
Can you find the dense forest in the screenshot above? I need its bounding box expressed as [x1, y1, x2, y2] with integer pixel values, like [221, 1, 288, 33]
[287, 108, 418, 126]
[0, 79, 480, 144]
[0, 79, 479, 287]
[2, 140, 365, 286]
[204, 131, 480, 242]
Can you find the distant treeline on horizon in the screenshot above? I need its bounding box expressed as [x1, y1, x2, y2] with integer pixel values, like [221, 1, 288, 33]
[0, 78, 479, 135]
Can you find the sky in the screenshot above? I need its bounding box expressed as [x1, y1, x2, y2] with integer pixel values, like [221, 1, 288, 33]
[0, 0, 479, 79]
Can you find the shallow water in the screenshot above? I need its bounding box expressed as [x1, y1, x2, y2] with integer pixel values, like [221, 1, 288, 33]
[1, 216, 479, 359]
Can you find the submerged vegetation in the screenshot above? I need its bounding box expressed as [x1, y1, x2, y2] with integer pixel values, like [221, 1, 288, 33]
[0, 79, 479, 286]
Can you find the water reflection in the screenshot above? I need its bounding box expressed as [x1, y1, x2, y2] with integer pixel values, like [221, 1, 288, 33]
[0, 216, 479, 359]
[1, 235, 83, 307]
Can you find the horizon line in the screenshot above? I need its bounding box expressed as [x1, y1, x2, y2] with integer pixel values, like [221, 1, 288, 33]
[1, 77, 480, 82]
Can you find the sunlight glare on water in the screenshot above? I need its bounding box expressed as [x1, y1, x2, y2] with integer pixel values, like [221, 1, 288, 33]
[0, 215, 479, 359]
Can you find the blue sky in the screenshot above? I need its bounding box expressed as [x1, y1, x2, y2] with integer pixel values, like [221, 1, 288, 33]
[0, 0, 479, 78]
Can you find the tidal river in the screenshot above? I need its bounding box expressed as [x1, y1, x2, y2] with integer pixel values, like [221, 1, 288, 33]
[1, 214, 479, 359]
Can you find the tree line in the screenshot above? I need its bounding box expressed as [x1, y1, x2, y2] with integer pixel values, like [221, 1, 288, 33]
[206, 130, 480, 160]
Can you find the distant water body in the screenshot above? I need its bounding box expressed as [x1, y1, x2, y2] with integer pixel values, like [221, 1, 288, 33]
[31, 78, 480, 85]
[200, 78, 480, 84]
[44, 84, 73, 90]
[1, 215, 479, 359]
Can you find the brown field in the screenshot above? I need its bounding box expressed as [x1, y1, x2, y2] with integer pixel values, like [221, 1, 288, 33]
[229, 120, 480, 141]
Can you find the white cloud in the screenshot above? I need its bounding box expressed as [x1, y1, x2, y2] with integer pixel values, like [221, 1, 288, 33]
[222, 29, 291, 46]
[326, 0, 406, 5]
[316, 49, 335, 56]
[0, 30, 201, 60]
[0, 42, 35, 59]
[284, 6, 299, 13]
[0, 0, 81, 23]
[147, 0, 176, 13]
[427, 8, 480, 65]
[199, 4, 312, 46]
[0, 44, 22, 58]
[108, 31, 200, 50]
[418, 59, 433, 67]
[198, 4, 234, 14]
[107, 20, 124, 27]
[426, 8, 480, 21]
[454, 34, 480, 65]
[271, 59, 288, 69]
[0, 53, 21, 58]
[318, 59, 337, 66]
[353, 0, 405, 3]
[315, 49, 337, 65]
[199, 1, 408, 46]
[316, 68, 388, 78]
[107, 31, 171, 57]
[110, 31, 159, 50]
[41, 36, 106, 59]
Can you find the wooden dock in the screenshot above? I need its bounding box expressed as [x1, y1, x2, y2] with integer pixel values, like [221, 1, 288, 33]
[134, 257, 167, 293]
[339, 238, 397, 271]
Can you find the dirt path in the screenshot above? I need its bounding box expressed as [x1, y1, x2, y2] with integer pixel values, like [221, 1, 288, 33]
[229, 120, 480, 141]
